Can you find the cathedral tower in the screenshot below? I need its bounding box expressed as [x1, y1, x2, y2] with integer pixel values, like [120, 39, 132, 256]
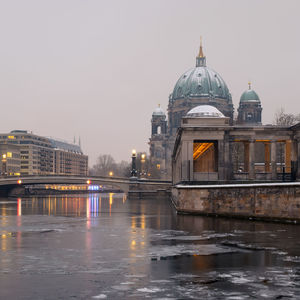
[237, 83, 262, 125]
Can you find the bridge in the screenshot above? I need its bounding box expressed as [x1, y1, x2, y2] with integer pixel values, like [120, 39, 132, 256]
[0, 175, 171, 196]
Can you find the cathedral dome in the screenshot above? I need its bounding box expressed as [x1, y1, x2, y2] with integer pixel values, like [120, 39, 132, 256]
[171, 42, 231, 102]
[240, 83, 260, 102]
[172, 67, 231, 101]
[187, 105, 225, 118]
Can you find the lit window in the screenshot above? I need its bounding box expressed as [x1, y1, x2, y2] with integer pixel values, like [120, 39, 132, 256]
[193, 141, 217, 172]
[8, 136, 15, 139]
[7, 152, 12, 158]
[156, 164, 160, 170]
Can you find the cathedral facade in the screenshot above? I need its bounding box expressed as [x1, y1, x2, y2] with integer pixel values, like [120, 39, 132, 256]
[149, 42, 262, 179]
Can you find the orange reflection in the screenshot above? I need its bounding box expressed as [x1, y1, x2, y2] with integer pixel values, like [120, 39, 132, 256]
[141, 214, 145, 229]
[109, 193, 114, 216]
[17, 198, 22, 216]
[131, 216, 136, 229]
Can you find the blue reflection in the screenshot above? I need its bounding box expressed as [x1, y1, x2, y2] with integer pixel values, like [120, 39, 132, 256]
[88, 194, 100, 216]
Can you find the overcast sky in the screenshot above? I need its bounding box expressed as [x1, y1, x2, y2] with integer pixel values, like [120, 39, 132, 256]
[0, 0, 299, 164]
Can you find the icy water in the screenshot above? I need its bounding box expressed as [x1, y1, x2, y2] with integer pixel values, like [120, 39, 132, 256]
[1, 193, 300, 299]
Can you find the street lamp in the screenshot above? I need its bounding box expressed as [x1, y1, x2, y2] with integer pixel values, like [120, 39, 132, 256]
[109, 171, 113, 177]
[130, 149, 137, 179]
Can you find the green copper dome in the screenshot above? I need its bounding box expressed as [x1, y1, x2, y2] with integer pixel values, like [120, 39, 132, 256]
[172, 67, 232, 101]
[240, 90, 260, 102]
[171, 44, 232, 102]
[240, 83, 260, 102]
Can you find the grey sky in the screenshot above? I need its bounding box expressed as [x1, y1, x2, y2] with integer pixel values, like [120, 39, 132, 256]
[0, 0, 299, 164]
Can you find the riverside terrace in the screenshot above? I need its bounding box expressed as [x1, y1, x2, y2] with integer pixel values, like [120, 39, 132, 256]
[171, 105, 300, 222]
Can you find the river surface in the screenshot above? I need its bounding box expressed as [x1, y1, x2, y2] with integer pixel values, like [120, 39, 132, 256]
[1, 193, 300, 299]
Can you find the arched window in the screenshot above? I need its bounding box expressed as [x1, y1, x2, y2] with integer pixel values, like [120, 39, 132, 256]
[157, 126, 161, 134]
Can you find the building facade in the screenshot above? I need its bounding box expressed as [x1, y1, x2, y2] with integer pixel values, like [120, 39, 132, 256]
[172, 105, 300, 184]
[0, 130, 88, 176]
[149, 41, 262, 179]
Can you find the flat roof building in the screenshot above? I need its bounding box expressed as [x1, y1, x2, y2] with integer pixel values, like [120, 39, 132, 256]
[0, 131, 88, 176]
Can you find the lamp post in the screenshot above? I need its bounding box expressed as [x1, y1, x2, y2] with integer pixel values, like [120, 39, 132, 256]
[130, 149, 137, 179]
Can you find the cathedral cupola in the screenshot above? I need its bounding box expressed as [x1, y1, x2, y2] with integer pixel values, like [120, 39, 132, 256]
[151, 105, 167, 136]
[237, 82, 262, 125]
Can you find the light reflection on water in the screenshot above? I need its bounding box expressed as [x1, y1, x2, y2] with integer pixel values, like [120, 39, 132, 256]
[0, 193, 300, 299]
[0, 192, 127, 218]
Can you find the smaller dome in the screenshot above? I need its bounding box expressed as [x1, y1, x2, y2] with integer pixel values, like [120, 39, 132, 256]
[187, 105, 225, 118]
[152, 105, 165, 116]
[240, 84, 260, 102]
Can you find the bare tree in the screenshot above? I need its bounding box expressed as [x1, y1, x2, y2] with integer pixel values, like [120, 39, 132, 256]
[114, 160, 131, 177]
[274, 108, 300, 126]
[90, 154, 116, 176]
[90, 155, 131, 177]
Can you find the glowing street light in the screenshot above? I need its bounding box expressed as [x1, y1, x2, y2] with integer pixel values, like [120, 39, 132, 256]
[109, 171, 113, 177]
[130, 149, 137, 178]
[17, 179, 22, 185]
[86, 179, 91, 185]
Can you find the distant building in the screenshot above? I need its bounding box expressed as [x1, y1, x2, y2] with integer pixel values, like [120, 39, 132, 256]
[0, 143, 21, 176]
[50, 139, 88, 176]
[149, 41, 262, 179]
[0, 130, 88, 176]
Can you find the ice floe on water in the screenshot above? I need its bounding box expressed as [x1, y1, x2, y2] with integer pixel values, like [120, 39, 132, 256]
[162, 233, 236, 241]
[149, 243, 237, 260]
[221, 240, 276, 251]
[92, 294, 107, 299]
[120, 281, 135, 285]
[137, 287, 164, 293]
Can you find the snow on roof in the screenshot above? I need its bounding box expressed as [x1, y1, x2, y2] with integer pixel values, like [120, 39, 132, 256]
[187, 105, 225, 118]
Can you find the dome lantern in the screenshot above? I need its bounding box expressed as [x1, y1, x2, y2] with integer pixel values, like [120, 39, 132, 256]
[196, 36, 206, 67]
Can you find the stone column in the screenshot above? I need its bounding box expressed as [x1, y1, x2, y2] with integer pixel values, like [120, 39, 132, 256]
[291, 139, 297, 181]
[244, 142, 249, 173]
[249, 139, 255, 180]
[264, 142, 270, 173]
[285, 140, 291, 173]
[227, 138, 234, 180]
[297, 139, 300, 180]
[222, 134, 232, 181]
[218, 140, 225, 180]
[187, 141, 194, 181]
[271, 140, 277, 180]
[181, 141, 188, 182]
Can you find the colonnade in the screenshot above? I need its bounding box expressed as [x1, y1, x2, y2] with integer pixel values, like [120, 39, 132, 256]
[231, 138, 296, 180]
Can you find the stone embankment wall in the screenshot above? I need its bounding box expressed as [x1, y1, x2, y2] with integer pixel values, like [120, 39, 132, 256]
[128, 180, 171, 198]
[172, 183, 300, 222]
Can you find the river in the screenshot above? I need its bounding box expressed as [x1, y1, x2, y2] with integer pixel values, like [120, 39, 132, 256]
[1, 193, 300, 299]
